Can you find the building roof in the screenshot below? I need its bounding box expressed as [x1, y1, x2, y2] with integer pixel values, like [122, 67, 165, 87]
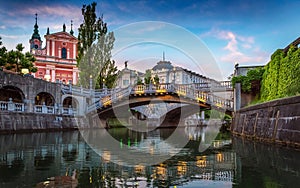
[45, 31, 78, 42]
[152, 61, 174, 71]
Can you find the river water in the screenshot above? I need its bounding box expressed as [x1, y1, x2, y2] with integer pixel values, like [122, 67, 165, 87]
[0, 127, 299, 188]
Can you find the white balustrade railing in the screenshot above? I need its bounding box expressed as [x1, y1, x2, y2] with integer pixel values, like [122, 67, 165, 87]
[0, 100, 24, 112]
[34, 105, 54, 114]
[89, 83, 234, 112]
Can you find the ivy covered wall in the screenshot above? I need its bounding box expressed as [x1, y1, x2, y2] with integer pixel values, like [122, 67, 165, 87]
[261, 45, 300, 101]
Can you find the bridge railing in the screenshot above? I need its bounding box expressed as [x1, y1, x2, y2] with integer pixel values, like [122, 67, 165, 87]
[173, 84, 233, 110]
[61, 84, 114, 97]
[0, 100, 25, 112]
[0, 99, 79, 115]
[88, 83, 233, 112]
[131, 83, 175, 94]
[34, 105, 55, 114]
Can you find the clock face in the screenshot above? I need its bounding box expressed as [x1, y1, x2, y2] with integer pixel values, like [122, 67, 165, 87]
[34, 44, 39, 49]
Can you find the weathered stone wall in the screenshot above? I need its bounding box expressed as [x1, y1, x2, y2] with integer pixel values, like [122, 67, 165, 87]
[0, 112, 89, 132]
[231, 95, 300, 147]
[0, 70, 62, 103]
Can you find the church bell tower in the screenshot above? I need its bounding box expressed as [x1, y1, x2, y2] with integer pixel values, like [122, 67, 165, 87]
[29, 13, 42, 52]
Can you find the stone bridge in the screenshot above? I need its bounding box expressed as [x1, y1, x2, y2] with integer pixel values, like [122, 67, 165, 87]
[0, 70, 233, 129]
[86, 83, 233, 128]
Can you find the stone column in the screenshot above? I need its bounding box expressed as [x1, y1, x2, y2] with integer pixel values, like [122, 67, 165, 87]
[47, 40, 50, 56]
[201, 111, 205, 120]
[73, 68, 78, 85]
[73, 43, 76, 59]
[51, 68, 56, 82]
[234, 83, 241, 111]
[67, 48, 70, 59]
[52, 40, 55, 56]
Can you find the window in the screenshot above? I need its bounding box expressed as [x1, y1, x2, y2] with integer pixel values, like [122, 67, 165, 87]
[123, 80, 129, 86]
[69, 80, 72, 84]
[61, 48, 67, 59]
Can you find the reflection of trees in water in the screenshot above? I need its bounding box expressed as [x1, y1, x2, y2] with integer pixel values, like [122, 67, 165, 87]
[0, 151, 24, 182]
[78, 166, 106, 188]
[62, 144, 78, 162]
[34, 147, 55, 170]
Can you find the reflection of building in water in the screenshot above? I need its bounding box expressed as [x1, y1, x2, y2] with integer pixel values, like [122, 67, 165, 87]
[0, 131, 237, 187]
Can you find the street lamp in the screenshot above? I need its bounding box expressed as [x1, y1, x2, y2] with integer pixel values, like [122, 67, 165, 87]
[102, 78, 105, 89]
[89, 75, 93, 89]
[44, 74, 51, 82]
[21, 68, 29, 75]
[173, 67, 176, 84]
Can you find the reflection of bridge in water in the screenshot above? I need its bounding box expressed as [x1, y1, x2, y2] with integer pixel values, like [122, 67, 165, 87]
[0, 130, 236, 187]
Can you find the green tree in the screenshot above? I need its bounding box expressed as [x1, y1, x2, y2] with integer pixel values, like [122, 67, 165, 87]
[144, 69, 152, 84]
[77, 2, 117, 89]
[0, 43, 37, 73]
[0, 37, 7, 68]
[153, 74, 159, 85]
[136, 77, 143, 85]
[77, 2, 107, 63]
[231, 67, 264, 94]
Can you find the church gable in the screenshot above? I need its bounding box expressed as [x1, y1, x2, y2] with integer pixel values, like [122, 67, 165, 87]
[46, 32, 78, 42]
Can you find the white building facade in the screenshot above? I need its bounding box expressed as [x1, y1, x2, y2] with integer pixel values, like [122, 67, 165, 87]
[116, 59, 214, 88]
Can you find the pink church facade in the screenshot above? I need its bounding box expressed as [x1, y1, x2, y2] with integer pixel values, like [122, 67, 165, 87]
[29, 14, 79, 85]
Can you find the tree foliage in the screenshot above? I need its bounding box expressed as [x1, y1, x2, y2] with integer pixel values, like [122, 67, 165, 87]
[144, 69, 152, 84]
[0, 40, 37, 73]
[77, 2, 117, 89]
[231, 67, 264, 93]
[77, 2, 107, 63]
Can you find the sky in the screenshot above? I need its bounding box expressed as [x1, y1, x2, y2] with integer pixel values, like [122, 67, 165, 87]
[1, 0, 300, 80]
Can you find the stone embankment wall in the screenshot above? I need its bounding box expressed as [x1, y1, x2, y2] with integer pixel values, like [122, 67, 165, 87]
[231, 95, 300, 147]
[0, 112, 88, 132]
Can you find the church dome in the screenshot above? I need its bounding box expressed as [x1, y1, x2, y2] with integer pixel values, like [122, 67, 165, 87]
[152, 61, 173, 71]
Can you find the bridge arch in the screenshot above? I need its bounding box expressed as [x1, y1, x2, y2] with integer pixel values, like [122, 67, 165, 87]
[0, 85, 25, 103]
[62, 96, 79, 114]
[62, 96, 79, 108]
[35, 92, 55, 106]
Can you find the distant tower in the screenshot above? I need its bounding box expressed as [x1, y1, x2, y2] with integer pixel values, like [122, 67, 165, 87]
[70, 20, 74, 36]
[29, 13, 42, 52]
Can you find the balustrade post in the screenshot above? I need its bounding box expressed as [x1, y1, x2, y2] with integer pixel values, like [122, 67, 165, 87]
[42, 102, 47, 113]
[68, 105, 73, 115]
[25, 99, 33, 113]
[7, 98, 15, 111]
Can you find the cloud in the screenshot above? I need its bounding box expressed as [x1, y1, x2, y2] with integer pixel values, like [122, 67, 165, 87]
[0, 33, 26, 39]
[201, 28, 268, 64]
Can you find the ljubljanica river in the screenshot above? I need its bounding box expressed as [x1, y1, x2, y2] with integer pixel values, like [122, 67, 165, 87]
[0, 127, 300, 188]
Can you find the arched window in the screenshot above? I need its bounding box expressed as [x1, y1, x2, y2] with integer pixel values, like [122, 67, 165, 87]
[61, 48, 67, 59]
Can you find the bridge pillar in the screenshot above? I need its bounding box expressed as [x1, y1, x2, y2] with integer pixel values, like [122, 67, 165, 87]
[234, 83, 241, 111]
[201, 111, 205, 120]
[24, 99, 34, 113]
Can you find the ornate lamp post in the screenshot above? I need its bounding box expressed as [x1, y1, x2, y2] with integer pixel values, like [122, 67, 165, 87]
[21, 68, 29, 75]
[89, 75, 93, 89]
[173, 67, 176, 84]
[102, 78, 106, 89]
[44, 74, 51, 82]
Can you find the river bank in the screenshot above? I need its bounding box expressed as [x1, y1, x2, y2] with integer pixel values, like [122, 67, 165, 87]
[231, 95, 300, 148]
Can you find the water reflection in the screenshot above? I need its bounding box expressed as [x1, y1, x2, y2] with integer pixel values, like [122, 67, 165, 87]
[0, 128, 299, 187]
